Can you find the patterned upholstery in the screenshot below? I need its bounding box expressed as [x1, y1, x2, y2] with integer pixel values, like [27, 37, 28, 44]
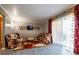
[5, 33, 52, 50]
[36, 33, 52, 44]
[5, 33, 23, 49]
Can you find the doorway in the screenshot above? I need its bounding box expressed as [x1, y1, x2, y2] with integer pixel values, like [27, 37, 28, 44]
[0, 14, 3, 49]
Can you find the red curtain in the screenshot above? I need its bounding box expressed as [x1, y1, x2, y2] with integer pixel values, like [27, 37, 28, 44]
[48, 18, 52, 43]
[48, 18, 52, 33]
[74, 4, 79, 54]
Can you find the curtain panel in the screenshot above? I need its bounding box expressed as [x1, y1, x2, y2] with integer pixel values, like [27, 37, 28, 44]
[48, 17, 56, 43]
[74, 4, 79, 54]
[48, 18, 52, 33]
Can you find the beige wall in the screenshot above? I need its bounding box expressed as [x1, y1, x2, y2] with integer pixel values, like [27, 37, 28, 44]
[5, 21, 43, 38]
[14, 22, 43, 38]
[42, 21, 48, 33]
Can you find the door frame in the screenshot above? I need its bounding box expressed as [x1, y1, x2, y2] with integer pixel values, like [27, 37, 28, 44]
[0, 12, 5, 49]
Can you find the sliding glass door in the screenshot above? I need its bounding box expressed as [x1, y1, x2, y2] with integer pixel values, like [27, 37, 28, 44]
[52, 11, 74, 52]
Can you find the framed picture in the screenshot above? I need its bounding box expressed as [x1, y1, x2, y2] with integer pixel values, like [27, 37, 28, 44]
[19, 26, 26, 30]
[34, 27, 40, 30]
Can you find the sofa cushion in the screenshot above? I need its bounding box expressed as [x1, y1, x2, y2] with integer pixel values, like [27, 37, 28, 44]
[36, 33, 52, 44]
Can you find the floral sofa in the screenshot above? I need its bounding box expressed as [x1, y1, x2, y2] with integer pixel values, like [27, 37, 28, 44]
[5, 33, 52, 50]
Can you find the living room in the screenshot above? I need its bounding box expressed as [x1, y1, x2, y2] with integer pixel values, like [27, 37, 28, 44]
[0, 4, 79, 55]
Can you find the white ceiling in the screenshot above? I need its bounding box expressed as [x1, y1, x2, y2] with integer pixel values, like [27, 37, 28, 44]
[1, 4, 74, 23]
